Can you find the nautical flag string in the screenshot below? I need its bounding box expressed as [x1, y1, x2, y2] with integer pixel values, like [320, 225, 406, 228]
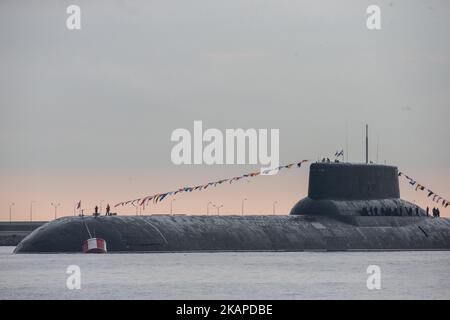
[334, 149, 344, 157]
[398, 172, 449, 208]
[115, 163, 449, 209]
[115, 160, 310, 208]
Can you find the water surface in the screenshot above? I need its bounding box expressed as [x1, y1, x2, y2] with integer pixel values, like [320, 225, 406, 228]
[1, 247, 449, 299]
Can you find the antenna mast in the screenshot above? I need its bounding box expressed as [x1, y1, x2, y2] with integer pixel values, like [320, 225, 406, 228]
[345, 121, 349, 162]
[376, 134, 379, 164]
[365, 124, 369, 164]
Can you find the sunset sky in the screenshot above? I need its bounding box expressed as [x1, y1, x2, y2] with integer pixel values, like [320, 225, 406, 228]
[1, 0, 449, 220]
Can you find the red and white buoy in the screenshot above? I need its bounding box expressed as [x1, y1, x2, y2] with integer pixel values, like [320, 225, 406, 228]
[82, 238, 107, 253]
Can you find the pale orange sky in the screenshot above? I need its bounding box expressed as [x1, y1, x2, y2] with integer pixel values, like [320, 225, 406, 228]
[0, 163, 448, 221]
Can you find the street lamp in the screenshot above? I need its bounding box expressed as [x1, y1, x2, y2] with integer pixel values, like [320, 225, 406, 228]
[73, 202, 78, 216]
[9, 203, 15, 223]
[241, 198, 247, 216]
[272, 201, 278, 215]
[51, 203, 61, 220]
[213, 204, 223, 215]
[170, 199, 176, 215]
[207, 201, 212, 215]
[30, 201, 36, 222]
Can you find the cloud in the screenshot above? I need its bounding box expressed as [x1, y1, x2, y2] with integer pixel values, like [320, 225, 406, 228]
[203, 51, 268, 61]
[402, 106, 412, 112]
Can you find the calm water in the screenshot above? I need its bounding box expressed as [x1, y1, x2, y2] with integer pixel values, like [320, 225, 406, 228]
[0, 247, 449, 299]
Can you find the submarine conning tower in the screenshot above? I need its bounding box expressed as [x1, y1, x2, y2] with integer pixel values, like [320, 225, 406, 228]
[290, 162, 426, 217]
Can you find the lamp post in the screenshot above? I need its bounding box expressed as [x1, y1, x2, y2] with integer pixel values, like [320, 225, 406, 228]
[9, 203, 15, 223]
[170, 199, 176, 215]
[272, 201, 278, 215]
[207, 201, 212, 215]
[241, 198, 247, 216]
[213, 204, 223, 215]
[51, 203, 60, 220]
[73, 202, 78, 216]
[30, 201, 36, 222]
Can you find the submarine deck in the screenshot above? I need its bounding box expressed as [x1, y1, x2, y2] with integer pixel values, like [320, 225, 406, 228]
[14, 215, 450, 253]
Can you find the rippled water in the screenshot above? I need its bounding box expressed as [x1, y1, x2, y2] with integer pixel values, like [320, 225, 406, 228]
[0, 247, 449, 299]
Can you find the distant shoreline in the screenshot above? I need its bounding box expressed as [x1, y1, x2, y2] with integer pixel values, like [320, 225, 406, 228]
[0, 221, 45, 246]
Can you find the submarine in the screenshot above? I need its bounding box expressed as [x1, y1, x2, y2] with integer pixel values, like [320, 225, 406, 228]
[14, 162, 450, 253]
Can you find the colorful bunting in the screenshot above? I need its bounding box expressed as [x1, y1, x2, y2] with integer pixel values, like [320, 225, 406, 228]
[115, 160, 310, 208]
[335, 149, 344, 157]
[115, 163, 448, 210]
[399, 171, 448, 208]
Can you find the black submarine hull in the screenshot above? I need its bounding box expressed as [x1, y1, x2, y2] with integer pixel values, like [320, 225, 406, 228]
[14, 163, 450, 253]
[14, 214, 450, 253]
